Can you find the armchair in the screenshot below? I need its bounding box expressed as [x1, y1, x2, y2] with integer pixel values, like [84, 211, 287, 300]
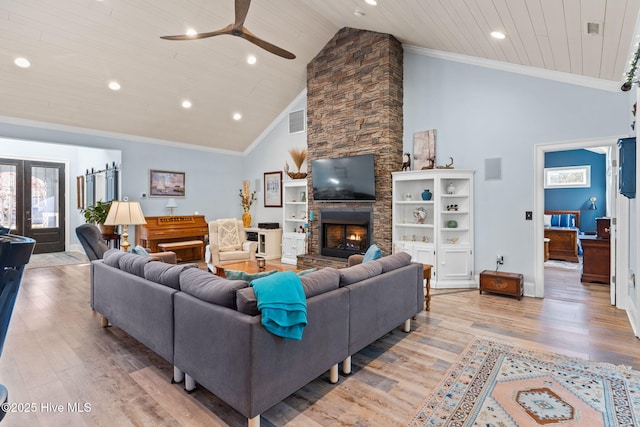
[75, 224, 177, 264]
[205, 219, 257, 271]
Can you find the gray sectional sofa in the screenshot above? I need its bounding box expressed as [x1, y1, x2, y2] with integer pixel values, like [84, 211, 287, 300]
[91, 249, 423, 427]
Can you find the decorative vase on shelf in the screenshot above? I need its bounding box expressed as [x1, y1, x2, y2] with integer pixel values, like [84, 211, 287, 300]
[447, 182, 456, 195]
[447, 220, 458, 228]
[242, 212, 251, 228]
[421, 189, 432, 200]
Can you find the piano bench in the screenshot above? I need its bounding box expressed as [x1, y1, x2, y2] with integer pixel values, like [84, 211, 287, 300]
[157, 240, 204, 262]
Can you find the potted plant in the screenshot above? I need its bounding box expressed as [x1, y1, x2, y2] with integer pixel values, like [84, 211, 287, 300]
[81, 201, 115, 234]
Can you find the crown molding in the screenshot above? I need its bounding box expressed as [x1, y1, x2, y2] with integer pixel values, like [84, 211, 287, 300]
[403, 45, 621, 92]
[0, 115, 242, 156]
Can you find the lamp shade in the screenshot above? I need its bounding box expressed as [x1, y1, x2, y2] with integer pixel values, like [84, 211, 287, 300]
[104, 201, 147, 226]
[165, 198, 178, 209]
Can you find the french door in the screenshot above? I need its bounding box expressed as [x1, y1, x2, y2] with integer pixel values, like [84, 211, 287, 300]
[0, 158, 65, 253]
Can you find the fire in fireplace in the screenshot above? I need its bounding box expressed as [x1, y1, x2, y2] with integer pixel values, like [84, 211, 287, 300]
[319, 209, 373, 258]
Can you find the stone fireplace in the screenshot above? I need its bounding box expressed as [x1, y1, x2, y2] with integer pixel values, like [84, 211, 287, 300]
[298, 27, 403, 270]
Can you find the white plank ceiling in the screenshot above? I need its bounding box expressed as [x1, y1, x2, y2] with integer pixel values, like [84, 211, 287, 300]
[1, 0, 638, 153]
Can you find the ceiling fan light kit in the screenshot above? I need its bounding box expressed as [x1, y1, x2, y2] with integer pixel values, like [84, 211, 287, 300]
[160, 0, 296, 60]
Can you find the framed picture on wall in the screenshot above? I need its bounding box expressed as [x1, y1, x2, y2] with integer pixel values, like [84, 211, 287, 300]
[264, 171, 282, 207]
[544, 165, 591, 189]
[149, 170, 186, 197]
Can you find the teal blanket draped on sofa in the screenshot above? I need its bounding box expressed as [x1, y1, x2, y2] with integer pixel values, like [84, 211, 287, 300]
[253, 270, 307, 340]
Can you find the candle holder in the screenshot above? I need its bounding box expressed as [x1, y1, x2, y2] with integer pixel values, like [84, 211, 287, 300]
[256, 257, 266, 271]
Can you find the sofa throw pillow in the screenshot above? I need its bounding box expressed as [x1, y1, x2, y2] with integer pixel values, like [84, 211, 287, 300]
[362, 244, 382, 263]
[297, 268, 317, 276]
[224, 269, 278, 283]
[217, 219, 241, 252]
[544, 215, 552, 227]
[131, 245, 150, 256]
[180, 268, 247, 309]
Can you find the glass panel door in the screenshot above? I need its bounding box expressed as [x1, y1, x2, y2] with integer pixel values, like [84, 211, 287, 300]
[0, 159, 23, 232]
[25, 161, 65, 253]
[0, 158, 65, 253]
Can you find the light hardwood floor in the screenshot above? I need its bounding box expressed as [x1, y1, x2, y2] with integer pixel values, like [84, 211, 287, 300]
[1, 262, 638, 426]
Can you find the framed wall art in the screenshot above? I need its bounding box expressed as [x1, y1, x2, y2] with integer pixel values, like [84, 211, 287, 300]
[149, 170, 186, 197]
[544, 165, 590, 189]
[264, 171, 282, 207]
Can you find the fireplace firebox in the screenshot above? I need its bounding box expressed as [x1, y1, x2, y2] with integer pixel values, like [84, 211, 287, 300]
[319, 209, 373, 258]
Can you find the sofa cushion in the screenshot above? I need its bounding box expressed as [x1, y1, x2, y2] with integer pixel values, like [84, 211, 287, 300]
[362, 244, 382, 263]
[180, 268, 248, 309]
[300, 267, 340, 297]
[144, 262, 198, 290]
[224, 269, 278, 283]
[118, 253, 154, 277]
[375, 252, 412, 273]
[103, 249, 126, 268]
[219, 251, 251, 262]
[236, 267, 340, 316]
[339, 261, 383, 286]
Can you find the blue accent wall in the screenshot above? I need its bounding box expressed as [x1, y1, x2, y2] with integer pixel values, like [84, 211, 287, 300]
[544, 149, 606, 233]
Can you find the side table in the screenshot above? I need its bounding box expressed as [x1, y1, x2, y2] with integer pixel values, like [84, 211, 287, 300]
[101, 233, 120, 249]
[423, 264, 432, 311]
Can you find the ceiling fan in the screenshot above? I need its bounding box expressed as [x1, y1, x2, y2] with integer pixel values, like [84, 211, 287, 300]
[160, 0, 296, 60]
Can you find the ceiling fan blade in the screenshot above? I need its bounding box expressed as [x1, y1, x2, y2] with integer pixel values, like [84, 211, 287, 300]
[239, 28, 296, 59]
[233, 0, 251, 30]
[161, 25, 233, 41]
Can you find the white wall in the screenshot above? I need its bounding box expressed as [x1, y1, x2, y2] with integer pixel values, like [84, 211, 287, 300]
[402, 53, 631, 285]
[243, 94, 308, 227]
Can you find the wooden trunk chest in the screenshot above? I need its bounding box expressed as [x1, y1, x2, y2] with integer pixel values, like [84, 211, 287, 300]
[479, 270, 523, 300]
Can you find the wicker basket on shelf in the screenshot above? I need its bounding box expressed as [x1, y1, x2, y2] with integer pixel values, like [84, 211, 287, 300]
[287, 172, 307, 180]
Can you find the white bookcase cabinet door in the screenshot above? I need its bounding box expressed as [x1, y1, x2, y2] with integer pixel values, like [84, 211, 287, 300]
[282, 179, 308, 265]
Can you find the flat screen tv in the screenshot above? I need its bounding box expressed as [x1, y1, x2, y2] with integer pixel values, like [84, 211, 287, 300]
[311, 154, 376, 202]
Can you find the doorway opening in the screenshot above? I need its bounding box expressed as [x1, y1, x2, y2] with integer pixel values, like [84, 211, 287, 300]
[0, 158, 66, 253]
[534, 137, 622, 307]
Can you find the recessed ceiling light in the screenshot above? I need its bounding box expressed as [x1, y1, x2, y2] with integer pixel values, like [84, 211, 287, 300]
[233, 112, 242, 121]
[182, 100, 192, 109]
[247, 55, 257, 65]
[108, 81, 121, 91]
[186, 28, 197, 36]
[14, 57, 31, 68]
[365, 0, 377, 5]
[354, 10, 365, 16]
[491, 31, 506, 39]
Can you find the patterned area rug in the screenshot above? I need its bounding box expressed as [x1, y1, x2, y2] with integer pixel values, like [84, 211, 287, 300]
[408, 337, 640, 426]
[25, 251, 89, 269]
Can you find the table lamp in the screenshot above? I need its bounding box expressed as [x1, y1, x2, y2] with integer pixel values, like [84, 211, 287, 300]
[104, 201, 147, 252]
[165, 198, 178, 216]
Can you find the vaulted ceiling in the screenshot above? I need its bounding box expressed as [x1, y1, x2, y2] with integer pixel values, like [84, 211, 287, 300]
[1, 0, 638, 153]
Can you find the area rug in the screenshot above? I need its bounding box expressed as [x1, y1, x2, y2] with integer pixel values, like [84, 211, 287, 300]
[544, 259, 582, 271]
[408, 337, 640, 426]
[25, 251, 89, 269]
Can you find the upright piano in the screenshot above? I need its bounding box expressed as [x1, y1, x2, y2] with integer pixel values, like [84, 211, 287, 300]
[135, 215, 208, 253]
